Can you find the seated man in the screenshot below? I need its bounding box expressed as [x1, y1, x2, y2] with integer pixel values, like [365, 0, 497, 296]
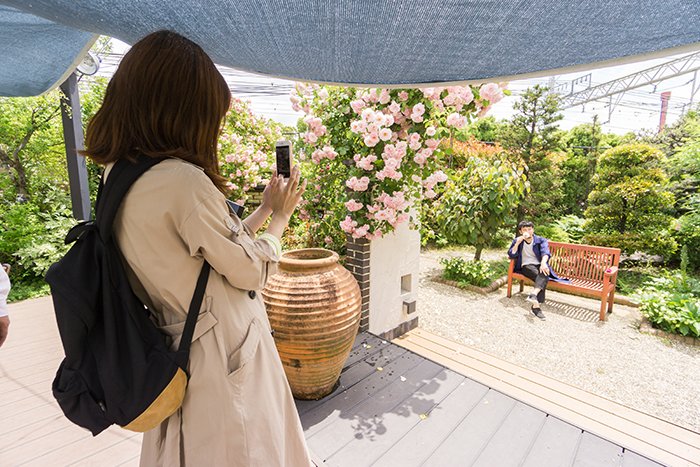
[507, 221, 563, 320]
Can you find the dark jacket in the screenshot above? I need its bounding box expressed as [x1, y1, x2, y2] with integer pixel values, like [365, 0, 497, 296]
[508, 234, 566, 281]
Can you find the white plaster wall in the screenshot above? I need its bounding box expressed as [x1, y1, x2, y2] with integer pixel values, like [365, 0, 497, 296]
[368, 221, 420, 336]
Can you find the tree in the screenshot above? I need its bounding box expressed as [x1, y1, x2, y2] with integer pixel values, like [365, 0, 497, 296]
[646, 106, 700, 157]
[460, 116, 507, 143]
[434, 151, 528, 260]
[584, 143, 676, 256]
[498, 85, 563, 221]
[558, 116, 624, 215]
[0, 73, 108, 283]
[0, 94, 63, 199]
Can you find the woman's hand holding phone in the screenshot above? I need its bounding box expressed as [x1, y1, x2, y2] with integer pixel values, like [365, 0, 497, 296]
[263, 167, 307, 239]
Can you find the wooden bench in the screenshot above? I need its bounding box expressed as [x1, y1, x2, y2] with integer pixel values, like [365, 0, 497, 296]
[507, 242, 621, 321]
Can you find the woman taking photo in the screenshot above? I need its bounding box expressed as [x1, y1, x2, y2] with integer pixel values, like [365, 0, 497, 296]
[84, 30, 310, 466]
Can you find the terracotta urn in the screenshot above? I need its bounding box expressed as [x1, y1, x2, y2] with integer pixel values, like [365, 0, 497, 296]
[262, 248, 362, 400]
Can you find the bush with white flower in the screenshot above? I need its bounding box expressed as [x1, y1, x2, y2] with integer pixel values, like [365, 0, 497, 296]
[218, 97, 286, 203]
[291, 83, 507, 242]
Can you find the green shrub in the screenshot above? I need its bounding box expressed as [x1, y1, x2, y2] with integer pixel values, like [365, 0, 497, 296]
[440, 257, 509, 287]
[487, 227, 515, 249]
[554, 215, 586, 243]
[672, 210, 700, 270]
[584, 143, 677, 256]
[433, 153, 528, 260]
[0, 201, 73, 280]
[636, 272, 700, 338]
[616, 265, 659, 296]
[535, 224, 570, 242]
[7, 278, 51, 303]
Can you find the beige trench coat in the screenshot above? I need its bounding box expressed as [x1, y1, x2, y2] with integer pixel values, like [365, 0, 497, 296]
[106, 159, 311, 466]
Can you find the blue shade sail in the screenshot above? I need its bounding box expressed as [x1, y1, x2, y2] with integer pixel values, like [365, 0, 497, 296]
[0, 6, 96, 97]
[1, 0, 700, 96]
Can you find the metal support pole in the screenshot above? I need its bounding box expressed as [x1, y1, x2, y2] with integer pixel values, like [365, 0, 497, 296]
[59, 73, 91, 221]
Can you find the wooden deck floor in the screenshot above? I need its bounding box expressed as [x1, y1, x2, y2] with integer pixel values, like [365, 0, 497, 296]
[0, 297, 142, 466]
[1, 297, 698, 466]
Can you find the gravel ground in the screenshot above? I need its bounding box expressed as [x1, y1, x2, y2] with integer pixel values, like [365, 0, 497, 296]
[417, 247, 700, 433]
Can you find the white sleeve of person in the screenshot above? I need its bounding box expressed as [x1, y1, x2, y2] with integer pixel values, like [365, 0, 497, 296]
[0, 267, 10, 317]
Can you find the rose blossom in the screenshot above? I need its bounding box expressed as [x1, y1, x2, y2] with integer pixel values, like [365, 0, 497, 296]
[340, 216, 358, 233]
[354, 154, 377, 170]
[364, 133, 380, 147]
[345, 199, 364, 212]
[350, 99, 366, 114]
[426, 126, 437, 136]
[346, 176, 370, 192]
[361, 108, 377, 123]
[352, 224, 370, 239]
[388, 101, 401, 114]
[379, 89, 391, 104]
[379, 128, 393, 141]
[350, 120, 367, 133]
[479, 83, 504, 104]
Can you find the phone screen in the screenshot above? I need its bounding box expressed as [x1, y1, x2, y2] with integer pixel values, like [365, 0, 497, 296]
[276, 145, 291, 178]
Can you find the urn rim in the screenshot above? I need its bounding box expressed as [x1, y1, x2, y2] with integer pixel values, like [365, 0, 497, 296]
[280, 248, 340, 270]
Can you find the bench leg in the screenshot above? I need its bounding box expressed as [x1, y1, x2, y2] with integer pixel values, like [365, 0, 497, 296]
[599, 295, 608, 321]
[608, 289, 615, 313]
[519, 280, 524, 293]
[507, 277, 512, 298]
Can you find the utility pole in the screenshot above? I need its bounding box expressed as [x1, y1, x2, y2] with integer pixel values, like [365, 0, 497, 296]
[590, 114, 600, 159]
[658, 91, 672, 134]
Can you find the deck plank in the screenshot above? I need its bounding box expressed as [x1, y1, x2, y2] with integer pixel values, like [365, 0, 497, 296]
[69, 435, 143, 467]
[309, 358, 445, 461]
[295, 335, 390, 416]
[622, 450, 667, 467]
[521, 416, 583, 467]
[371, 378, 490, 467]
[23, 429, 141, 467]
[422, 390, 517, 467]
[572, 432, 624, 466]
[301, 347, 418, 438]
[325, 369, 465, 467]
[472, 402, 548, 467]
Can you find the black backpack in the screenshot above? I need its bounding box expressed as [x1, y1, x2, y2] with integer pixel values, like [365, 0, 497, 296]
[46, 156, 210, 436]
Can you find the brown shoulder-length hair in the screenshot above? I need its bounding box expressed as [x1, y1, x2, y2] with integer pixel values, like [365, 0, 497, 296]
[83, 30, 231, 193]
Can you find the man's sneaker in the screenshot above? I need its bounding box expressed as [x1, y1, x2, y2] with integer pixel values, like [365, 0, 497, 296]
[531, 307, 546, 320]
[526, 294, 539, 305]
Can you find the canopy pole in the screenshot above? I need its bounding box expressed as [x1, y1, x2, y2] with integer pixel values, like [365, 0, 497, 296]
[59, 73, 91, 221]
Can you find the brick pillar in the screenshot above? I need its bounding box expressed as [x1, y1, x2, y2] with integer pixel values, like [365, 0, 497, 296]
[345, 236, 371, 332]
[243, 184, 265, 211]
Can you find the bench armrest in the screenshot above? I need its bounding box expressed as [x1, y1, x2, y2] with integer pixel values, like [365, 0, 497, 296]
[604, 266, 618, 278]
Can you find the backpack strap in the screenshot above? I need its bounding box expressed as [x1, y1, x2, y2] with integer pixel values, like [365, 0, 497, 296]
[96, 155, 212, 367]
[178, 260, 211, 356]
[96, 156, 167, 243]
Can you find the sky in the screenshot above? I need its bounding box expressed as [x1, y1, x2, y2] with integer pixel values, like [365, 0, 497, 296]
[105, 39, 700, 135]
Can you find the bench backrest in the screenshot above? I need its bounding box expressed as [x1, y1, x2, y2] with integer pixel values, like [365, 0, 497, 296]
[547, 242, 621, 284]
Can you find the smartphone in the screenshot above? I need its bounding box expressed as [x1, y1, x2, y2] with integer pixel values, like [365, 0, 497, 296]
[275, 140, 292, 178]
[225, 199, 245, 218]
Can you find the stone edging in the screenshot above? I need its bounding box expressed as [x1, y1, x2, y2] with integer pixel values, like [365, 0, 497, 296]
[431, 274, 507, 295]
[638, 319, 700, 347]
